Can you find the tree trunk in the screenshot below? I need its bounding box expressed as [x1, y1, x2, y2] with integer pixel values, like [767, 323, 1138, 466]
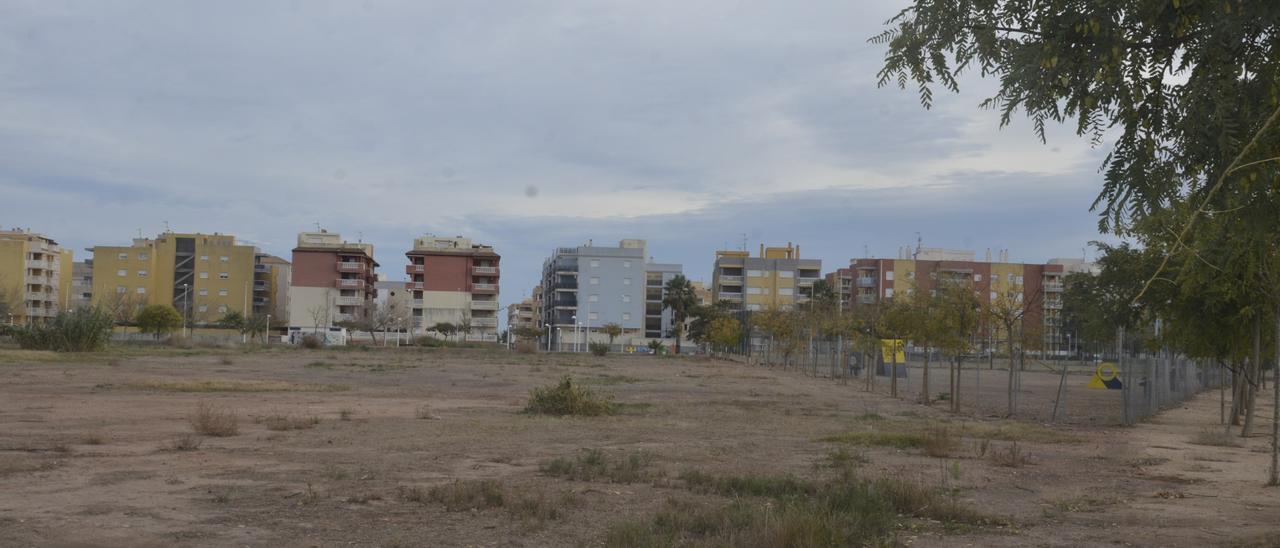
[952, 356, 962, 413]
[1270, 304, 1279, 485]
[1229, 360, 1246, 427]
[1007, 327, 1017, 417]
[890, 338, 898, 398]
[922, 344, 932, 405]
[1244, 316, 1262, 437]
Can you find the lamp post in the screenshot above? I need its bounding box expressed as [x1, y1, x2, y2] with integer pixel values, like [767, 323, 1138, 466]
[545, 324, 551, 352]
[182, 283, 190, 338]
[570, 315, 577, 353]
[265, 314, 271, 346]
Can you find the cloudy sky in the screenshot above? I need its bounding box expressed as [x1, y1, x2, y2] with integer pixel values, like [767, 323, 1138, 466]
[1, 0, 1112, 314]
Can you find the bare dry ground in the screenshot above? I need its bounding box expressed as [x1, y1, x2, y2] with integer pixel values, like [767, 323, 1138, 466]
[0, 346, 1276, 547]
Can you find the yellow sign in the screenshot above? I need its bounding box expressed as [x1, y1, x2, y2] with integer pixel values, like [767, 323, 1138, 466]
[1088, 362, 1123, 390]
[880, 339, 905, 363]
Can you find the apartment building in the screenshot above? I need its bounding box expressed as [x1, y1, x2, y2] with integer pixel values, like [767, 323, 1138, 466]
[690, 280, 712, 306]
[254, 254, 291, 320]
[0, 229, 73, 323]
[91, 232, 256, 324]
[70, 260, 93, 310]
[288, 230, 378, 329]
[711, 243, 822, 311]
[507, 298, 537, 333]
[824, 268, 854, 311]
[846, 248, 1067, 354]
[538, 239, 682, 347]
[405, 235, 501, 342]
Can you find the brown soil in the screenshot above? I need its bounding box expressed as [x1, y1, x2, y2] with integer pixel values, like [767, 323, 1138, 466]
[0, 346, 1275, 547]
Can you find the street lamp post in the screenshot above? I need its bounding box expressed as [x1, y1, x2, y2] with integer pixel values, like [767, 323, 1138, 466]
[243, 281, 249, 344]
[182, 283, 190, 338]
[265, 314, 271, 346]
[571, 315, 577, 353]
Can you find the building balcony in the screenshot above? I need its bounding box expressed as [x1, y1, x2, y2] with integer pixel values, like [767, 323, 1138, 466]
[334, 313, 356, 323]
[337, 261, 366, 273]
[24, 260, 51, 270]
[1044, 300, 1063, 309]
[472, 283, 498, 293]
[719, 275, 743, 284]
[858, 295, 877, 304]
[797, 278, 815, 286]
[335, 296, 364, 306]
[405, 281, 424, 290]
[857, 277, 877, 287]
[254, 264, 269, 273]
[472, 317, 499, 327]
[718, 293, 743, 301]
[472, 265, 498, 275]
[336, 278, 367, 290]
[1043, 282, 1064, 292]
[25, 291, 54, 302]
[406, 264, 424, 274]
[253, 281, 268, 291]
[553, 299, 578, 308]
[471, 300, 499, 310]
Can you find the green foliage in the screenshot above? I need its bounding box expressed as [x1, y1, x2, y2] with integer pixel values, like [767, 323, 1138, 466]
[875, 0, 1280, 232]
[10, 306, 115, 352]
[430, 322, 457, 339]
[706, 316, 741, 352]
[662, 274, 697, 353]
[540, 449, 656, 483]
[512, 325, 542, 341]
[524, 376, 615, 416]
[600, 322, 623, 345]
[216, 310, 245, 331]
[136, 304, 183, 338]
[646, 340, 664, 356]
[589, 342, 610, 356]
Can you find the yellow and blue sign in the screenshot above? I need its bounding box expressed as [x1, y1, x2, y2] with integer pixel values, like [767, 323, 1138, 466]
[1088, 362, 1123, 390]
[880, 339, 905, 363]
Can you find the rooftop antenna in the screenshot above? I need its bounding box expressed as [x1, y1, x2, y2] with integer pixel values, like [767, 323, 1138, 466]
[357, 231, 363, 243]
[314, 222, 322, 232]
[162, 220, 170, 233]
[741, 233, 748, 252]
[863, 244, 869, 258]
[913, 232, 922, 260]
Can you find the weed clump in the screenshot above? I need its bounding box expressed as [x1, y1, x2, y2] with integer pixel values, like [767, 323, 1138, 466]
[188, 402, 239, 437]
[260, 414, 320, 431]
[540, 449, 657, 483]
[524, 376, 614, 416]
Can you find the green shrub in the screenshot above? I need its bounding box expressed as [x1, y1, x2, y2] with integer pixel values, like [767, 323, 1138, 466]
[589, 342, 610, 356]
[525, 376, 614, 416]
[11, 306, 115, 352]
[300, 335, 322, 349]
[540, 449, 656, 483]
[647, 340, 664, 356]
[136, 304, 183, 339]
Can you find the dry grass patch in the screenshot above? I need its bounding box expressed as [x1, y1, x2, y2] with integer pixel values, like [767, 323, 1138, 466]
[162, 433, 203, 451]
[821, 417, 1075, 455]
[540, 449, 659, 484]
[189, 402, 239, 437]
[0, 456, 63, 477]
[990, 442, 1034, 467]
[524, 376, 615, 416]
[1189, 429, 1242, 447]
[126, 379, 350, 393]
[259, 414, 320, 431]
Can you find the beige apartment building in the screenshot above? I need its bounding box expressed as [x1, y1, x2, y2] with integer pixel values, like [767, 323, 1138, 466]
[711, 243, 822, 311]
[0, 229, 73, 323]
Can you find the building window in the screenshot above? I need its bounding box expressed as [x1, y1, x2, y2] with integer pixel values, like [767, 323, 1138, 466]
[136, 287, 146, 294]
[747, 270, 763, 277]
[1007, 273, 1015, 283]
[746, 304, 762, 311]
[990, 291, 997, 300]
[886, 271, 894, 281]
[589, 259, 599, 268]
[116, 286, 126, 294]
[220, 256, 229, 262]
[974, 274, 982, 282]
[1015, 276, 1024, 285]
[622, 313, 631, 321]
[199, 289, 209, 296]
[198, 305, 208, 313]
[218, 272, 229, 279]
[116, 269, 127, 277]
[623, 278, 631, 286]
[778, 288, 794, 296]
[906, 271, 914, 280]
[588, 294, 599, 303]
[199, 272, 209, 279]
[138, 253, 148, 260]
[589, 312, 598, 321]
[137, 270, 147, 278]
[747, 287, 762, 295]
[217, 305, 227, 314]
[779, 271, 794, 278]
[589, 277, 599, 285]
[622, 294, 631, 303]
[117, 253, 128, 260]
[218, 289, 229, 296]
[623, 260, 631, 268]
[200, 255, 208, 261]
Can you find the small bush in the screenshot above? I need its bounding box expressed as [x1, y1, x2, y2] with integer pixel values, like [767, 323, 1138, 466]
[414, 404, 438, 420]
[991, 442, 1033, 467]
[10, 306, 115, 352]
[338, 408, 354, 421]
[589, 342, 609, 356]
[300, 335, 322, 349]
[647, 340, 664, 356]
[189, 402, 239, 437]
[922, 428, 960, 458]
[525, 376, 615, 416]
[218, 356, 234, 365]
[82, 432, 107, 445]
[164, 433, 203, 451]
[515, 341, 538, 354]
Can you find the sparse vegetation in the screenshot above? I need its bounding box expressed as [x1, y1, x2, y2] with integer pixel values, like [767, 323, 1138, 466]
[1189, 429, 1242, 448]
[414, 404, 437, 420]
[991, 442, 1034, 468]
[81, 432, 106, 445]
[540, 449, 657, 484]
[300, 335, 322, 349]
[524, 376, 615, 416]
[10, 306, 115, 352]
[188, 402, 239, 437]
[427, 479, 505, 511]
[338, 408, 354, 421]
[260, 414, 320, 431]
[589, 342, 609, 356]
[125, 379, 349, 393]
[163, 433, 203, 451]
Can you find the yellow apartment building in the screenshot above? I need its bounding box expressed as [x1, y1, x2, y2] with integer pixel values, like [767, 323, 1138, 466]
[0, 229, 73, 323]
[711, 243, 822, 311]
[91, 232, 257, 324]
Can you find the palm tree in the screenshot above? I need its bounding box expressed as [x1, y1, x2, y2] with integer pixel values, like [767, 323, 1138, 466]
[662, 274, 697, 355]
[601, 322, 623, 349]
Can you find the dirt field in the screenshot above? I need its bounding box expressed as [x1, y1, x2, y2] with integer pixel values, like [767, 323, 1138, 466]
[0, 346, 1277, 547]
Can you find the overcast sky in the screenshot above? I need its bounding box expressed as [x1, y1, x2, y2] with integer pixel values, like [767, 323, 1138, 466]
[1, 1, 1112, 314]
